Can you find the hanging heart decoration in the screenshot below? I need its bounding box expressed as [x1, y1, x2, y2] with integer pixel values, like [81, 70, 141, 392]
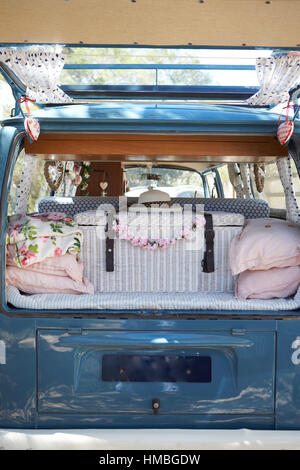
[253, 163, 265, 193]
[99, 181, 108, 195]
[277, 120, 294, 146]
[44, 161, 64, 191]
[18, 97, 40, 142]
[277, 100, 295, 146]
[24, 116, 40, 142]
[99, 181, 108, 191]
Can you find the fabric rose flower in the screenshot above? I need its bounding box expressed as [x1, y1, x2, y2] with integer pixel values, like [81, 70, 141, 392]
[54, 247, 63, 256]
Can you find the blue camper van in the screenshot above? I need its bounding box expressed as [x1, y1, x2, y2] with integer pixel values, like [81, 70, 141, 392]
[0, 1, 300, 451]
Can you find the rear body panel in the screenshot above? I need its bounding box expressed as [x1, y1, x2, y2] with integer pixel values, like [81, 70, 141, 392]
[0, 318, 278, 429]
[1, 317, 300, 430]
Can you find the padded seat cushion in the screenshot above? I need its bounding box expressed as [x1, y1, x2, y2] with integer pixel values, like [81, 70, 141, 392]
[38, 196, 270, 219]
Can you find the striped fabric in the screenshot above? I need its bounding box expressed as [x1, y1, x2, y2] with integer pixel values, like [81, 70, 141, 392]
[6, 286, 300, 312]
[81, 225, 241, 293]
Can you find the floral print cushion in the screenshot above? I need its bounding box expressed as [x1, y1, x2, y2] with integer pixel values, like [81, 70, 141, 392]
[6, 212, 82, 268]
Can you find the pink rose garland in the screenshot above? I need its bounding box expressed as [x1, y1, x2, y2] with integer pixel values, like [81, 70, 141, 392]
[114, 216, 205, 251]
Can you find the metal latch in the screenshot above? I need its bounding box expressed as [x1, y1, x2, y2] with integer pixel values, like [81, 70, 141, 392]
[152, 398, 160, 414]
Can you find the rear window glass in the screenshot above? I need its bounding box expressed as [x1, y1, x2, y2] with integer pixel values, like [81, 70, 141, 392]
[124, 165, 204, 198]
[252, 160, 300, 209]
[60, 47, 264, 89]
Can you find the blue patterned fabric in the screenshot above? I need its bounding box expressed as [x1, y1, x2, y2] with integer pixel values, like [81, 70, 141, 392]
[38, 197, 122, 217]
[38, 196, 270, 219]
[172, 197, 270, 219]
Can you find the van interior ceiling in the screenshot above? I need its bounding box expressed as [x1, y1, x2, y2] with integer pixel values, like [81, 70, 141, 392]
[1, 0, 300, 48]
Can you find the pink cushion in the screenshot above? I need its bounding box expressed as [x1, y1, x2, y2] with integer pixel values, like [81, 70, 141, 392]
[6, 247, 84, 283]
[229, 218, 300, 275]
[235, 266, 300, 300]
[6, 266, 94, 295]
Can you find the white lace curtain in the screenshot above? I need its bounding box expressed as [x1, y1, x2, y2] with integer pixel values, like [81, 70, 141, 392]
[228, 163, 253, 198]
[277, 155, 300, 225]
[0, 46, 71, 103]
[15, 154, 37, 215]
[247, 54, 300, 107]
[55, 162, 77, 197]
